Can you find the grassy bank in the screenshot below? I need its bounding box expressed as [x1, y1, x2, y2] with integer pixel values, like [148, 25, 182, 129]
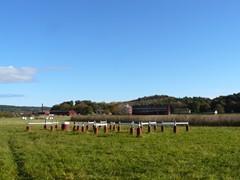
[0, 117, 240, 179]
[71, 114, 240, 126]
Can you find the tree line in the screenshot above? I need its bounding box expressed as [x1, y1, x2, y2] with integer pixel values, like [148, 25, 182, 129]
[0, 105, 49, 118]
[50, 93, 240, 115]
[1, 93, 240, 117]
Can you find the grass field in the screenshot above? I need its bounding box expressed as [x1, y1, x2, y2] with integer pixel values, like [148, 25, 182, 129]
[0, 117, 240, 179]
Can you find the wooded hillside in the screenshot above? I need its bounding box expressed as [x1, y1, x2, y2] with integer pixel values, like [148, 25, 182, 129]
[1, 93, 240, 116]
[0, 105, 50, 114]
[51, 93, 240, 115]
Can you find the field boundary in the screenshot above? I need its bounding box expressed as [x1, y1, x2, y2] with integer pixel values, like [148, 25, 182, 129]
[71, 114, 240, 126]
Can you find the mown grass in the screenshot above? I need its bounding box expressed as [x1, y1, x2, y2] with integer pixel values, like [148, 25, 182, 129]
[0, 117, 240, 179]
[71, 114, 240, 126]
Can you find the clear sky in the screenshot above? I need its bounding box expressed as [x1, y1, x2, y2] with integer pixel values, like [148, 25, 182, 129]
[1, 0, 240, 107]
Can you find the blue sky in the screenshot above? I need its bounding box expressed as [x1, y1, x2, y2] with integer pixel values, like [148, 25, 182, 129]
[1, 0, 240, 107]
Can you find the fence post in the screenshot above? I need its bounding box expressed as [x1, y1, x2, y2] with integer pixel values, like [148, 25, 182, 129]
[44, 119, 48, 129]
[174, 126, 178, 133]
[51, 125, 54, 131]
[77, 123, 80, 131]
[137, 123, 142, 137]
[130, 124, 134, 135]
[94, 126, 98, 135]
[73, 122, 76, 131]
[154, 125, 156, 131]
[104, 125, 108, 133]
[26, 125, 31, 131]
[161, 126, 165, 132]
[148, 124, 151, 133]
[186, 125, 190, 132]
[118, 122, 121, 132]
[62, 121, 70, 131]
[173, 121, 178, 133]
[82, 123, 85, 133]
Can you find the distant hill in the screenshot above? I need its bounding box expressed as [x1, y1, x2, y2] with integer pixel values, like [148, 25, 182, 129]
[50, 93, 240, 115]
[127, 93, 240, 113]
[1, 92, 240, 115]
[0, 105, 50, 114]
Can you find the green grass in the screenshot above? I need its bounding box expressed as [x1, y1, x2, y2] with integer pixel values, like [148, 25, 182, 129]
[0, 117, 240, 179]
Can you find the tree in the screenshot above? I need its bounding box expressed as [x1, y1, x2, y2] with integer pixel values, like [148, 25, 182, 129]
[199, 101, 211, 113]
[74, 104, 93, 115]
[215, 104, 225, 113]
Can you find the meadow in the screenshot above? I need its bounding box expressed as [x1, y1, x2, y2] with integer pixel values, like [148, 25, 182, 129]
[0, 116, 240, 179]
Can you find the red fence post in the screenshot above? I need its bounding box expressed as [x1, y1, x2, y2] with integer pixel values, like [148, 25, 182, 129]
[73, 122, 76, 131]
[118, 125, 121, 132]
[82, 124, 85, 133]
[62, 121, 70, 131]
[77, 124, 80, 131]
[137, 123, 142, 137]
[130, 126, 134, 135]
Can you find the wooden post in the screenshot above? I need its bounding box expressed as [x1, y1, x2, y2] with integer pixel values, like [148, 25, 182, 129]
[161, 126, 165, 132]
[137, 123, 142, 137]
[118, 122, 121, 132]
[104, 125, 108, 133]
[95, 126, 98, 135]
[62, 121, 70, 131]
[77, 124, 80, 131]
[73, 123, 76, 131]
[44, 119, 47, 129]
[26, 125, 31, 131]
[148, 125, 151, 133]
[130, 126, 134, 135]
[174, 126, 178, 133]
[82, 124, 85, 133]
[118, 125, 121, 132]
[186, 125, 190, 132]
[51, 125, 54, 131]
